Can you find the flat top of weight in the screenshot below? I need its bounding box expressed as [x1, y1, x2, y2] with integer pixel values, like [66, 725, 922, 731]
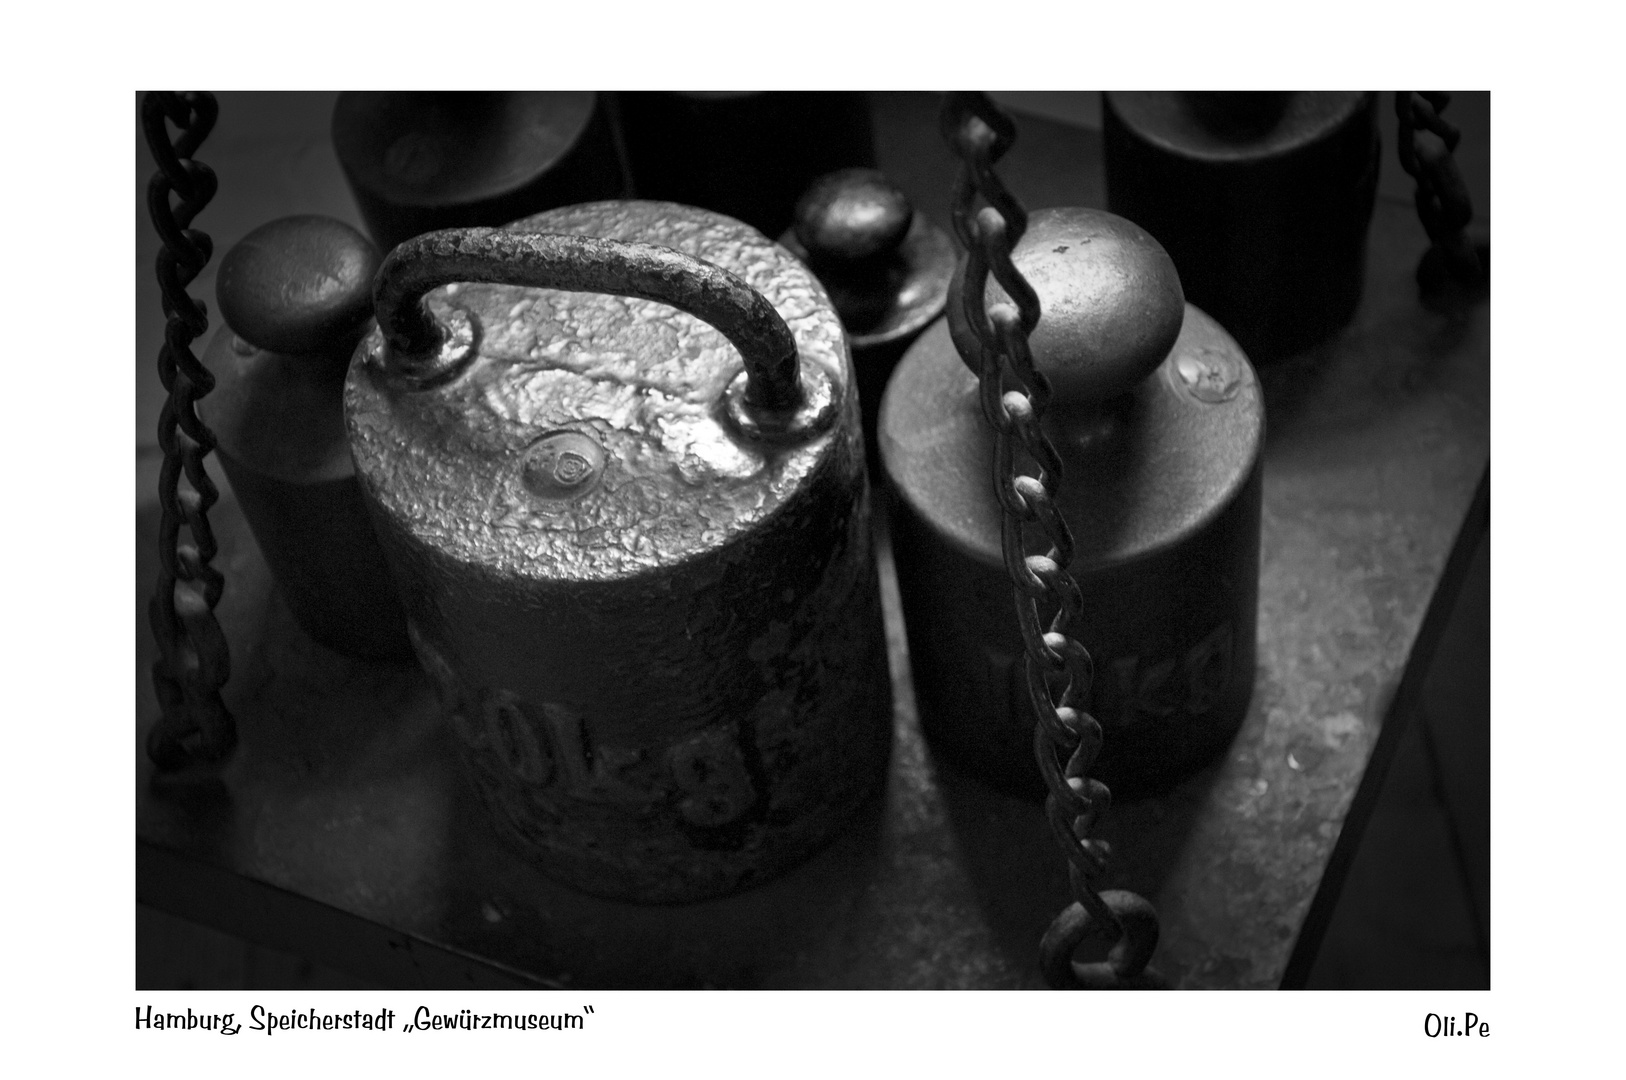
[345, 201, 849, 582]
[332, 92, 598, 205]
[1107, 91, 1368, 160]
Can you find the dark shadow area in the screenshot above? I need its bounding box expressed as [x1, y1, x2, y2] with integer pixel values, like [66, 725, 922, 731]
[1289, 470, 1489, 988]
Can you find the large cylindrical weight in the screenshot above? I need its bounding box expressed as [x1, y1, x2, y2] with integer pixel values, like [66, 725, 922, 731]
[199, 216, 412, 661]
[616, 92, 876, 239]
[1104, 91, 1379, 364]
[345, 201, 891, 902]
[332, 92, 628, 254]
[881, 208, 1263, 800]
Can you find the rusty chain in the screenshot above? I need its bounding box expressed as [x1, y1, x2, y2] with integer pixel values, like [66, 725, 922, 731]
[939, 93, 1163, 989]
[1396, 92, 1487, 289]
[142, 91, 237, 770]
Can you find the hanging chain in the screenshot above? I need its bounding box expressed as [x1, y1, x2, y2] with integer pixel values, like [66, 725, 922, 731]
[142, 91, 237, 770]
[939, 93, 1163, 989]
[1395, 92, 1487, 289]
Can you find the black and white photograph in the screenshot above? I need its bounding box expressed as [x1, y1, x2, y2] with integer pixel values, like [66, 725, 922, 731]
[5, 0, 1591, 1065]
[132, 87, 1492, 997]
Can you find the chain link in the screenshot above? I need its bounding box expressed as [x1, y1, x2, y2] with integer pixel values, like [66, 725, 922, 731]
[142, 91, 237, 770]
[1396, 91, 1487, 288]
[939, 93, 1163, 989]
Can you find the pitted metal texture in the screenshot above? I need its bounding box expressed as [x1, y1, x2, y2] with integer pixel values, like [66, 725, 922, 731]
[345, 201, 850, 583]
[343, 199, 888, 903]
[403, 480, 892, 904]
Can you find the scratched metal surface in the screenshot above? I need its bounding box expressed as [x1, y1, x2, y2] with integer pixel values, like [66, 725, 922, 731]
[135, 94, 1489, 989]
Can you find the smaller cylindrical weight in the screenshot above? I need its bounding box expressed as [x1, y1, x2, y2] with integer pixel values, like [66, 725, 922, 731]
[616, 92, 876, 239]
[1104, 91, 1380, 365]
[199, 216, 412, 661]
[881, 207, 1263, 799]
[331, 92, 628, 254]
[780, 169, 954, 473]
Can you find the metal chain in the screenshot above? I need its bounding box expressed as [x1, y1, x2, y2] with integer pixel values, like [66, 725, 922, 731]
[1395, 92, 1487, 288]
[142, 91, 237, 770]
[939, 93, 1163, 989]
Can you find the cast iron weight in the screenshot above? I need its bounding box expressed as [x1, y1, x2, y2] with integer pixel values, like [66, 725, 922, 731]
[779, 168, 955, 473]
[199, 216, 414, 661]
[331, 92, 629, 254]
[891, 94, 1268, 988]
[883, 204, 1264, 804]
[347, 202, 891, 904]
[893, 92, 1260, 988]
[1103, 91, 1381, 365]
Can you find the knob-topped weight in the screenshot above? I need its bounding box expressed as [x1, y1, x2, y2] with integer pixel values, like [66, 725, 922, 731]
[200, 214, 409, 661]
[216, 215, 380, 358]
[949, 207, 1185, 409]
[780, 169, 953, 346]
[781, 169, 954, 474]
[793, 168, 914, 268]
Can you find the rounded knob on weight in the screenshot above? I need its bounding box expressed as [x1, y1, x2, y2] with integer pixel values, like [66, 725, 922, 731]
[793, 168, 914, 269]
[217, 215, 380, 358]
[950, 207, 1185, 409]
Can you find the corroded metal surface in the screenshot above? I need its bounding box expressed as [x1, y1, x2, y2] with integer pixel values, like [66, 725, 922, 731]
[345, 200, 890, 903]
[370, 230, 805, 411]
[347, 203, 849, 579]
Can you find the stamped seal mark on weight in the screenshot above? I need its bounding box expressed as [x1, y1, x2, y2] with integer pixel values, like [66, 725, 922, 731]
[521, 429, 606, 501]
[1174, 346, 1243, 404]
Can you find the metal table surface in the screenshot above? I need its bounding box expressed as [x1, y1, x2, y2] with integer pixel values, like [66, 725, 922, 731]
[135, 93, 1490, 989]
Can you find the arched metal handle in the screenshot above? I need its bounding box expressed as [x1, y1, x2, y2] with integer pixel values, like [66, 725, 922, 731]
[372, 228, 805, 412]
